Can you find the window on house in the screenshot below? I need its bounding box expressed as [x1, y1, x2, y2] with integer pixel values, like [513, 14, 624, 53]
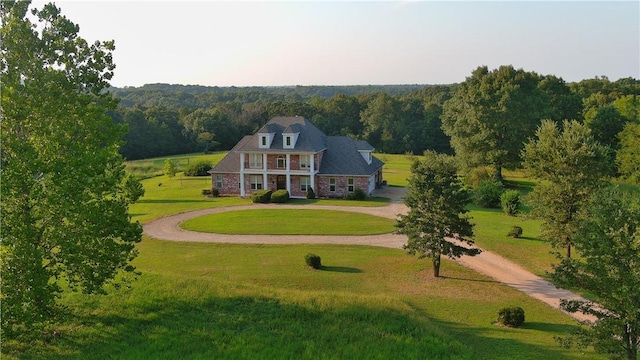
[300, 155, 310, 169]
[249, 153, 262, 168]
[348, 178, 354, 192]
[261, 136, 267, 147]
[215, 175, 223, 189]
[285, 136, 291, 147]
[277, 156, 286, 169]
[329, 178, 336, 192]
[300, 177, 311, 191]
[250, 175, 263, 190]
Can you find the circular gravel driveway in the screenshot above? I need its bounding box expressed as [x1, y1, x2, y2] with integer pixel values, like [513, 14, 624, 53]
[143, 186, 595, 323]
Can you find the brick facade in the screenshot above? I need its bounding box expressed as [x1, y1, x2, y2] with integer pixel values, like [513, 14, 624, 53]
[316, 175, 370, 198]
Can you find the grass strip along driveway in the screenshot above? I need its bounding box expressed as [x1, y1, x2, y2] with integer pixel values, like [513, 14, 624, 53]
[180, 209, 396, 235]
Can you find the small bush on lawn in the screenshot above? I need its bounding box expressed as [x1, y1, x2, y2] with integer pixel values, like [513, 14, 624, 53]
[306, 187, 316, 199]
[250, 190, 272, 203]
[184, 160, 212, 176]
[202, 188, 219, 197]
[501, 190, 521, 216]
[305, 253, 322, 269]
[271, 190, 289, 203]
[473, 180, 504, 208]
[507, 226, 523, 238]
[497, 306, 525, 327]
[346, 188, 367, 201]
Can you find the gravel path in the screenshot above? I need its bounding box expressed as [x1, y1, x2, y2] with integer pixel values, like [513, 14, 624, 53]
[143, 186, 595, 323]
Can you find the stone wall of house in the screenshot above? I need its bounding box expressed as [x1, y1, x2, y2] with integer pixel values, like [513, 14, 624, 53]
[316, 176, 369, 198]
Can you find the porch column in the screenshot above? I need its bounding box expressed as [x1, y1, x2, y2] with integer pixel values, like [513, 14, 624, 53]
[239, 152, 245, 197]
[285, 153, 291, 193]
[309, 153, 315, 192]
[262, 153, 268, 190]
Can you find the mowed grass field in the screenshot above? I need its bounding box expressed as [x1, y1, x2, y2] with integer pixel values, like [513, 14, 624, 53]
[5, 152, 608, 359]
[181, 209, 396, 235]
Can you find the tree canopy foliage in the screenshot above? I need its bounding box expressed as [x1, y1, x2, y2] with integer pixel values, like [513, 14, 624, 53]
[522, 120, 613, 258]
[553, 188, 640, 360]
[396, 153, 479, 277]
[441, 65, 573, 180]
[0, 1, 143, 338]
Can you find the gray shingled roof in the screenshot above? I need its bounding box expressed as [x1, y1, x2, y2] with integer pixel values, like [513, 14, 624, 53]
[240, 116, 326, 153]
[210, 117, 383, 176]
[355, 140, 375, 151]
[209, 136, 249, 173]
[317, 136, 384, 176]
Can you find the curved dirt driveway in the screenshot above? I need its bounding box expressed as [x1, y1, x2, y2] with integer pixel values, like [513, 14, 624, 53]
[143, 186, 595, 323]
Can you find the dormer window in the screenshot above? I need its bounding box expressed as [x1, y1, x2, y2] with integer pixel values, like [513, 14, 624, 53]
[259, 133, 274, 149]
[359, 150, 373, 165]
[282, 132, 299, 149]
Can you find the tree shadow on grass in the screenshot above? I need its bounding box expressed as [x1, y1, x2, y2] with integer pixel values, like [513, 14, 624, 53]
[419, 316, 589, 360]
[20, 296, 473, 360]
[439, 275, 499, 284]
[8, 293, 594, 360]
[320, 266, 362, 273]
[136, 199, 212, 204]
[517, 236, 548, 243]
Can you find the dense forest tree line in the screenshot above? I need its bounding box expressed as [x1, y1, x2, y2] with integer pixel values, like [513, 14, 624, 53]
[109, 71, 639, 184]
[109, 84, 456, 159]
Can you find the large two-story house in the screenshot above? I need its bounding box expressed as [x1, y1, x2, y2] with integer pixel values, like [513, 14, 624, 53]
[209, 116, 384, 198]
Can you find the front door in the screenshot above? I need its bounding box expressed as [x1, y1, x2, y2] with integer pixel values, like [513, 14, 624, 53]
[277, 175, 286, 190]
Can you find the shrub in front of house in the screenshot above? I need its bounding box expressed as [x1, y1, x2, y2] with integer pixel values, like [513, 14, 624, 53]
[346, 188, 367, 201]
[500, 190, 521, 216]
[250, 189, 272, 203]
[497, 306, 525, 327]
[507, 226, 523, 238]
[472, 180, 504, 208]
[271, 190, 289, 203]
[184, 160, 212, 176]
[305, 253, 322, 269]
[306, 187, 316, 199]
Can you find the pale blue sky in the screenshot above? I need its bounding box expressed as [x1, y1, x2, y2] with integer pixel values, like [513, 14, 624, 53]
[42, 1, 639, 87]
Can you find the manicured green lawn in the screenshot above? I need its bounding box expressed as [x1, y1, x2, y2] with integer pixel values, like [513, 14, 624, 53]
[378, 153, 421, 187]
[468, 205, 555, 277]
[6, 241, 604, 359]
[130, 174, 250, 224]
[180, 209, 396, 235]
[126, 152, 228, 179]
[8, 154, 620, 359]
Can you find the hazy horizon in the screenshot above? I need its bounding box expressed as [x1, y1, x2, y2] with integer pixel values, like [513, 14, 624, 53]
[39, 1, 640, 88]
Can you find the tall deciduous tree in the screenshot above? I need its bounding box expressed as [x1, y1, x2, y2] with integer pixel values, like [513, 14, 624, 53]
[441, 65, 551, 180]
[522, 120, 613, 258]
[1, 1, 143, 338]
[396, 152, 479, 277]
[553, 188, 640, 360]
[584, 105, 627, 150]
[617, 122, 640, 184]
